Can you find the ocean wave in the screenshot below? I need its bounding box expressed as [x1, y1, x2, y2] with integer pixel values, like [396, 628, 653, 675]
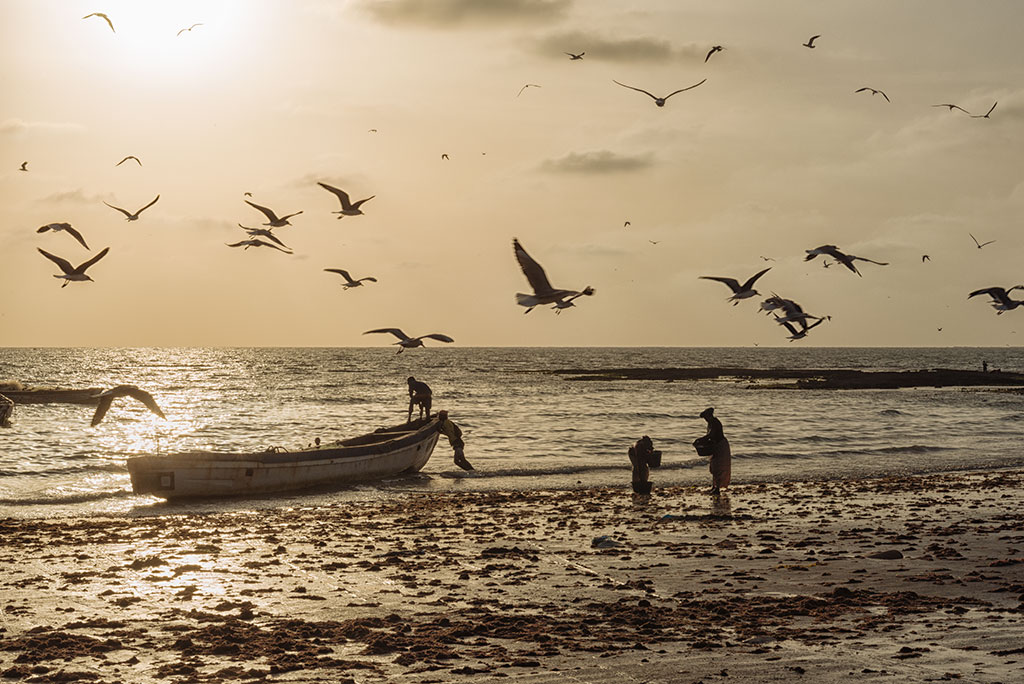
[0, 488, 134, 506]
[0, 463, 127, 478]
[878, 409, 905, 416]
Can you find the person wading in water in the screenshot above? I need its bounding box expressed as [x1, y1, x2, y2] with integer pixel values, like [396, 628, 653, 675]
[699, 407, 731, 495]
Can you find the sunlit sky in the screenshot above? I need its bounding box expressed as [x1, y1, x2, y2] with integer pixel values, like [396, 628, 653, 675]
[2, 0, 1022, 347]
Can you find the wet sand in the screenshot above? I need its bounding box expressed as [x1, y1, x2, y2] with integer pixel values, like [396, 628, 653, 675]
[2, 470, 1022, 683]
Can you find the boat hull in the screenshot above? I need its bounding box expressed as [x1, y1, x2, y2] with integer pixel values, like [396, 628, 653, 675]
[127, 417, 441, 500]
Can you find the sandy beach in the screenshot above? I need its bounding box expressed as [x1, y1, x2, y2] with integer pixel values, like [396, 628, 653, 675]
[2, 470, 1022, 683]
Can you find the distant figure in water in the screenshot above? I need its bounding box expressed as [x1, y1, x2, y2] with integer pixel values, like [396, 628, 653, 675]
[983, 360, 988, 373]
[628, 435, 660, 494]
[407, 376, 432, 421]
[0, 393, 12, 427]
[699, 407, 731, 495]
[436, 410, 473, 470]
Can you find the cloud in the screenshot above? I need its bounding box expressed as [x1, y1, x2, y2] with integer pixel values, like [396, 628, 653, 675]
[359, 0, 570, 27]
[540, 150, 654, 174]
[0, 118, 85, 136]
[35, 189, 106, 205]
[533, 30, 702, 62]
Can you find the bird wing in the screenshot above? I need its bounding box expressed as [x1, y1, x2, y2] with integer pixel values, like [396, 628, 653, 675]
[968, 287, 1003, 301]
[513, 239, 555, 296]
[84, 13, 115, 32]
[741, 267, 772, 291]
[807, 35, 820, 44]
[245, 200, 280, 222]
[226, 240, 251, 247]
[984, 102, 997, 117]
[855, 87, 870, 93]
[37, 249, 75, 275]
[364, 328, 410, 341]
[804, 245, 839, 261]
[76, 247, 110, 273]
[880, 90, 890, 102]
[318, 182, 352, 209]
[91, 386, 165, 425]
[360, 277, 378, 283]
[263, 241, 292, 253]
[279, 211, 303, 221]
[104, 202, 133, 218]
[663, 79, 708, 99]
[419, 334, 455, 344]
[612, 80, 658, 100]
[261, 232, 289, 248]
[350, 196, 375, 210]
[136, 195, 160, 214]
[774, 315, 800, 336]
[704, 48, 715, 62]
[63, 224, 90, 250]
[699, 276, 742, 294]
[325, 268, 356, 284]
[90, 395, 114, 426]
[850, 256, 889, 266]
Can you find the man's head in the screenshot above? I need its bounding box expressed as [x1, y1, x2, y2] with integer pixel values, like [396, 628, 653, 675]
[700, 407, 715, 419]
[407, 376, 416, 385]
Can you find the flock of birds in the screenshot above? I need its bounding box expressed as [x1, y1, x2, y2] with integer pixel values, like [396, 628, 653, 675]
[19, 13, 1018, 355]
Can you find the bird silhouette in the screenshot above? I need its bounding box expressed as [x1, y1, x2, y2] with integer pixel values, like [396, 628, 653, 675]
[104, 195, 160, 221]
[90, 385, 166, 426]
[363, 329, 454, 353]
[970, 233, 995, 249]
[82, 12, 115, 33]
[933, 103, 970, 114]
[324, 268, 377, 289]
[116, 155, 142, 167]
[802, 34, 820, 48]
[37, 247, 110, 287]
[226, 239, 292, 254]
[855, 87, 890, 102]
[238, 224, 290, 250]
[513, 238, 594, 313]
[700, 268, 771, 305]
[517, 84, 541, 97]
[612, 79, 706, 107]
[176, 23, 203, 36]
[971, 102, 997, 119]
[969, 286, 1024, 315]
[565, 51, 584, 60]
[317, 183, 374, 218]
[37, 223, 90, 250]
[245, 199, 302, 227]
[705, 45, 723, 62]
[19, 161, 28, 172]
[805, 245, 888, 276]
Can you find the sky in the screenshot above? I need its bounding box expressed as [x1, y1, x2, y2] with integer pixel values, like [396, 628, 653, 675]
[1, 0, 1022, 347]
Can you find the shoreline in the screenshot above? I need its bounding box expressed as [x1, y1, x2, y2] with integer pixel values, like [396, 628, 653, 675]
[2, 469, 1022, 682]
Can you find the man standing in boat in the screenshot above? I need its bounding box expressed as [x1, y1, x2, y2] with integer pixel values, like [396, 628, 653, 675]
[436, 410, 473, 471]
[407, 376, 432, 422]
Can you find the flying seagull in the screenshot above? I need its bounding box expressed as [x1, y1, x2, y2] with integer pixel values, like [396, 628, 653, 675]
[804, 245, 888, 276]
[245, 199, 302, 227]
[922, 254, 931, 262]
[803, 34, 820, 48]
[317, 182, 374, 219]
[441, 154, 449, 160]
[565, 51, 584, 60]
[37, 222, 90, 250]
[225, 239, 292, 254]
[513, 238, 595, 314]
[551, 290, 592, 314]
[705, 45, 723, 62]
[37, 247, 110, 287]
[855, 87, 890, 102]
[700, 267, 771, 305]
[324, 268, 377, 289]
[90, 385, 166, 426]
[176, 23, 203, 36]
[612, 78, 707, 107]
[19, 161, 27, 171]
[776, 314, 829, 340]
[933, 103, 970, 114]
[238, 224, 290, 249]
[517, 83, 541, 97]
[116, 155, 142, 166]
[971, 102, 997, 119]
[968, 286, 1024, 315]
[363, 328, 455, 354]
[104, 195, 160, 221]
[970, 233, 995, 249]
[83, 12, 115, 33]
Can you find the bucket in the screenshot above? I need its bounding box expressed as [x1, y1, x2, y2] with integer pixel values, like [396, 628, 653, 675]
[693, 438, 715, 457]
[646, 450, 662, 468]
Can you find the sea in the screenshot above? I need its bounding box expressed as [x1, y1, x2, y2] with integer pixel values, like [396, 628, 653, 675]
[1, 347, 1023, 519]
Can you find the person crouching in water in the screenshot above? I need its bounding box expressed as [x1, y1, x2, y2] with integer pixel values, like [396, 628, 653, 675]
[700, 407, 731, 495]
[628, 435, 660, 495]
[436, 410, 473, 471]
[407, 376, 432, 422]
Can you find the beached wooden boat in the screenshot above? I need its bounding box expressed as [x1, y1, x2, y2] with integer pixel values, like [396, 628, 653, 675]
[126, 416, 441, 500]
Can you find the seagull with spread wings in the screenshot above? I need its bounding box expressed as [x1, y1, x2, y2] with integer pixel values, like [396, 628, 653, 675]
[317, 182, 374, 219]
[238, 224, 290, 250]
[512, 238, 594, 314]
[116, 155, 142, 166]
[612, 78, 706, 107]
[970, 233, 995, 249]
[776, 314, 829, 340]
[855, 87, 890, 102]
[803, 34, 820, 48]
[104, 195, 160, 221]
[804, 245, 888, 276]
[37, 223, 90, 250]
[226, 238, 292, 254]
[517, 84, 541, 97]
[19, 161, 28, 171]
[324, 268, 377, 289]
[37, 247, 110, 287]
[89, 385, 166, 426]
[700, 268, 771, 305]
[933, 103, 970, 114]
[968, 286, 1024, 315]
[177, 23, 203, 36]
[245, 199, 302, 227]
[565, 51, 584, 60]
[971, 102, 997, 119]
[363, 328, 454, 354]
[83, 12, 115, 33]
[705, 45, 723, 62]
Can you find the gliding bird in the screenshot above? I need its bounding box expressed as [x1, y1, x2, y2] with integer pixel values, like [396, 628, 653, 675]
[82, 12, 115, 33]
[775, 314, 829, 340]
[970, 233, 995, 249]
[612, 78, 707, 107]
[324, 268, 377, 289]
[700, 267, 771, 305]
[317, 182, 374, 218]
[855, 87, 889, 102]
[19, 162, 27, 171]
[705, 45, 724, 62]
[37, 222, 90, 250]
[238, 224, 290, 249]
[802, 34, 820, 48]
[116, 155, 142, 166]
[90, 385, 166, 426]
[971, 102, 997, 119]
[804, 245, 888, 276]
[968, 286, 1024, 315]
[104, 195, 160, 221]
[37, 247, 110, 287]
[177, 23, 203, 36]
[565, 51, 584, 60]
[245, 199, 302, 227]
[517, 84, 541, 97]
[225, 239, 292, 254]
[513, 238, 595, 313]
[933, 103, 970, 114]
[363, 328, 454, 354]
